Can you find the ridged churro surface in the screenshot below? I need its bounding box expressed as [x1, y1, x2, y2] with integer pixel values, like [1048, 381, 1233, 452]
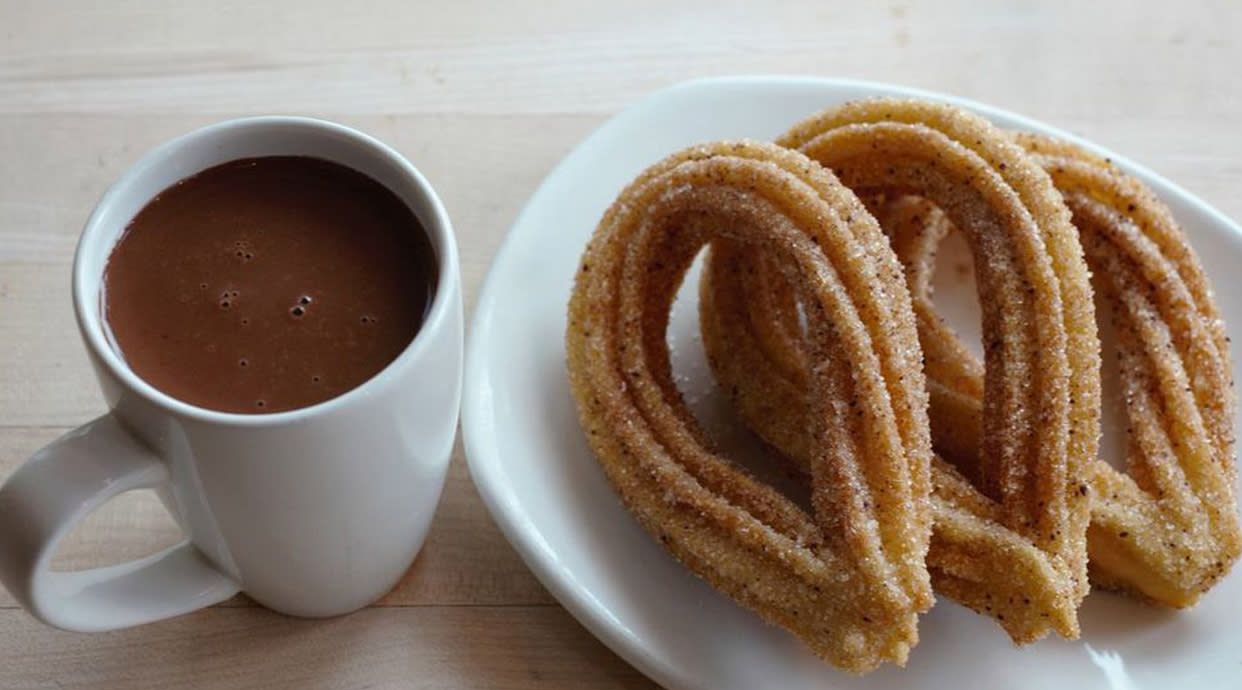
[566, 140, 934, 672]
[701, 100, 1100, 642]
[890, 133, 1241, 606]
[566, 98, 1237, 674]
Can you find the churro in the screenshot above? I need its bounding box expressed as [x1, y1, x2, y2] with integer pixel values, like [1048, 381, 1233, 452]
[889, 134, 1241, 605]
[566, 140, 934, 672]
[701, 99, 1100, 642]
[564, 94, 1237, 673]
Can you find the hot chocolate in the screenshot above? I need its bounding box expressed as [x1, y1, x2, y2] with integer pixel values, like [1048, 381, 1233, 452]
[103, 156, 437, 414]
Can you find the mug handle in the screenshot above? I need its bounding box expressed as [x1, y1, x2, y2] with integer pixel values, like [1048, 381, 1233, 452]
[0, 413, 240, 631]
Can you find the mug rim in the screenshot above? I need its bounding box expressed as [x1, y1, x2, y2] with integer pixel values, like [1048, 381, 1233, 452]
[71, 115, 460, 427]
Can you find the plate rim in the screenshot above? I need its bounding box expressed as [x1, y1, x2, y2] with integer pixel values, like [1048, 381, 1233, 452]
[460, 75, 1242, 690]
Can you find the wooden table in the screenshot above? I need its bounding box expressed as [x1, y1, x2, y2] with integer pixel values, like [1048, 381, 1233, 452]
[2, 1, 1240, 687]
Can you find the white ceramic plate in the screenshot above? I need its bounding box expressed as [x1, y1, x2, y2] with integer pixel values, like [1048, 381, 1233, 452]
[461, 77, 1242, 689]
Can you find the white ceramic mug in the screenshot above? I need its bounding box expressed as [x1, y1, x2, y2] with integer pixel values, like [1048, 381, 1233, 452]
[0, 117, 463, 632]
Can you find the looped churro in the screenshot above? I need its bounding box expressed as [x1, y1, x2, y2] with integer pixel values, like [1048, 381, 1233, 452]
[566, 140, 934, 672]
[781, 102, 1100, 584]
[897, 134, 1241, 605]
[701, 99, 1101, 642]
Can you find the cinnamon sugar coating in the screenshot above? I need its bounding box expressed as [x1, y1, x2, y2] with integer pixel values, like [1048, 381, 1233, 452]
[566, 140, 934, 672]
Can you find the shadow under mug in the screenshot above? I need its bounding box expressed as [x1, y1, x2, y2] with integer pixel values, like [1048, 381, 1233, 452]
[0, 117, 464, 631]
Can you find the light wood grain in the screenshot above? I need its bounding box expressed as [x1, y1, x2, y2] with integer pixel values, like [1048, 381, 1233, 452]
[2, 0, 1241, 687]
[0, 608, 653, 690]
[1, 1, 1239, 120]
